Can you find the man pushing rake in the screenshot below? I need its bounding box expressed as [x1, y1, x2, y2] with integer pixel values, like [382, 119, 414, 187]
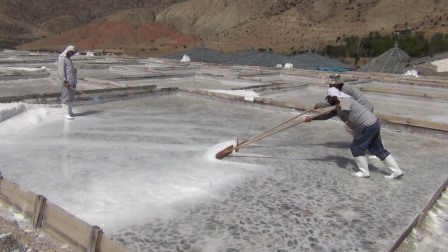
[214, 75, 403, 179]
[305, 87, 403, 179]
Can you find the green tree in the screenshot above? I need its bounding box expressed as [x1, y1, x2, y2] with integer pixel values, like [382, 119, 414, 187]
[429, 33, 448, 54]
[398, 31, 428, 56]
[344, 35, 363, 64]
[361, 33, 395, 57]
[324, 45, 346, 58]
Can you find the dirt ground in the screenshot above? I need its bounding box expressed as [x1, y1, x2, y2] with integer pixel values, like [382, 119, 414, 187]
[0, 205, 71, 252]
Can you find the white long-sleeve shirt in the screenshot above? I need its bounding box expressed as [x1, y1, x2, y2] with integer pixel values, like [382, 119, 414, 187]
[57, 56, 77, 87]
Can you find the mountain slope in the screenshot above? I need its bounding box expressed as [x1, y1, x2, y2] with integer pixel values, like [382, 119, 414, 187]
[4, 0, 448, 57]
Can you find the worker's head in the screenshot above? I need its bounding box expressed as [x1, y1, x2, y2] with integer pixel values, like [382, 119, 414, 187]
[328, 74, 343, 89]
[65, 45, 78, 57]
[325, 87, 342, 105]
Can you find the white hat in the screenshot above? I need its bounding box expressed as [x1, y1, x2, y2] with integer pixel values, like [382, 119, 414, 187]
[65, 45, 77, 52]
[58, 45, 78, 59]
[327, 87, 351, 98]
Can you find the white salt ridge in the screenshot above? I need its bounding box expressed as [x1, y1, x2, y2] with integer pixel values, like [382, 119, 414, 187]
[207, 89, 259, 101]
[8, 66, 46, 72]
[0, 102, 28, 122]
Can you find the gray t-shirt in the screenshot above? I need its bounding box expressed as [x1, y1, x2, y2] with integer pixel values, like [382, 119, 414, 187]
[338, 98, 377, 129]
[318, 84, 374, 112]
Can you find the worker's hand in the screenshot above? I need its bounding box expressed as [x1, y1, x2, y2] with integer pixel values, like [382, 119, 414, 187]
[335, 103, 341, 110]
[313, 103, 320, 109]
[63, 81, 70, 88]
[305, 116, 313, 122]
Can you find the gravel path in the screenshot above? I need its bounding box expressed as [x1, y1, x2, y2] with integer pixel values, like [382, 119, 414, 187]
[0, 203, 71, 252]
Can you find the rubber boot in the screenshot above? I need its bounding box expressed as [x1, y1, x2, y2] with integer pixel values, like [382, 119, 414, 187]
[352, 156, 370, 178]
[62, 104, 74, 120]
[383, 155, 403, 179]
[68, 102, 75, 117]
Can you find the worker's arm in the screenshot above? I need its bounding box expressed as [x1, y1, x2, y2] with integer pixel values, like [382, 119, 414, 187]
[305, 111, 337, 122]
[314, 100, 330, 109]
[339, 110, 349, 122]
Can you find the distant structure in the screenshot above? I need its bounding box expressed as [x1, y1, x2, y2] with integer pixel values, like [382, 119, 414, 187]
[222, 50, 290, 68]
[288, 51, 355, 72]
[165, 48, 227, 64]
[358, 42, 411, 74]
[165, 48, 354, 71]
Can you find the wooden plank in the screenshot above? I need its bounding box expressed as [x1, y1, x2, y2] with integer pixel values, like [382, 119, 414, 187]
[41, 201, 91, 251]
[32, 195, 47, 228]
[83, 77, 128, 88]
[0, 178, 35, 217]
[88, 226, 103, 252]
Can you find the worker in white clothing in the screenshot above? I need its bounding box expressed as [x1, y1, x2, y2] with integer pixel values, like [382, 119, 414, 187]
[57, 45, 78, 120]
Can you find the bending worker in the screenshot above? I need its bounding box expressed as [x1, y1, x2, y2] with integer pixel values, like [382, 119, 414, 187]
[315, 74, 374, 112]
[315, 74, 375, 140]
[57, 45, 78, 120]
[305, 87, 403, 179]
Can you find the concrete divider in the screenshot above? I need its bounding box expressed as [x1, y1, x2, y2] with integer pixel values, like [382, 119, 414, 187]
[386, 179, 448, 251]
[378, 114, 448, 133]
[0, 85, 158, 103]
[359, 85, 448, 101]
[385, 213, 419, 252]
[179, 87, 448, 134]
[0, 175, 127, 252]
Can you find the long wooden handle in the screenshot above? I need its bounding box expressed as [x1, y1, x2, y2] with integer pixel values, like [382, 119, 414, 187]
[69, 86, 87, 95]
[240, 106, 335, 148]
[239, 107, 316, 146]
[215, 106, 335, 159]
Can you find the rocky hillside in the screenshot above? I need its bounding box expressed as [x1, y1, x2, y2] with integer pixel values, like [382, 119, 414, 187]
[1, 0, 447, 57]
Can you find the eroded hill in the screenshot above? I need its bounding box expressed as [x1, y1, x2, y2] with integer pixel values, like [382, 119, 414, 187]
[1, 0, 447, 57]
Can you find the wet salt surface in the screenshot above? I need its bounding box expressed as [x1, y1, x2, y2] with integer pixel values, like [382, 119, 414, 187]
[0, 93, 447, 251]
[53, 94, 445, 252]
